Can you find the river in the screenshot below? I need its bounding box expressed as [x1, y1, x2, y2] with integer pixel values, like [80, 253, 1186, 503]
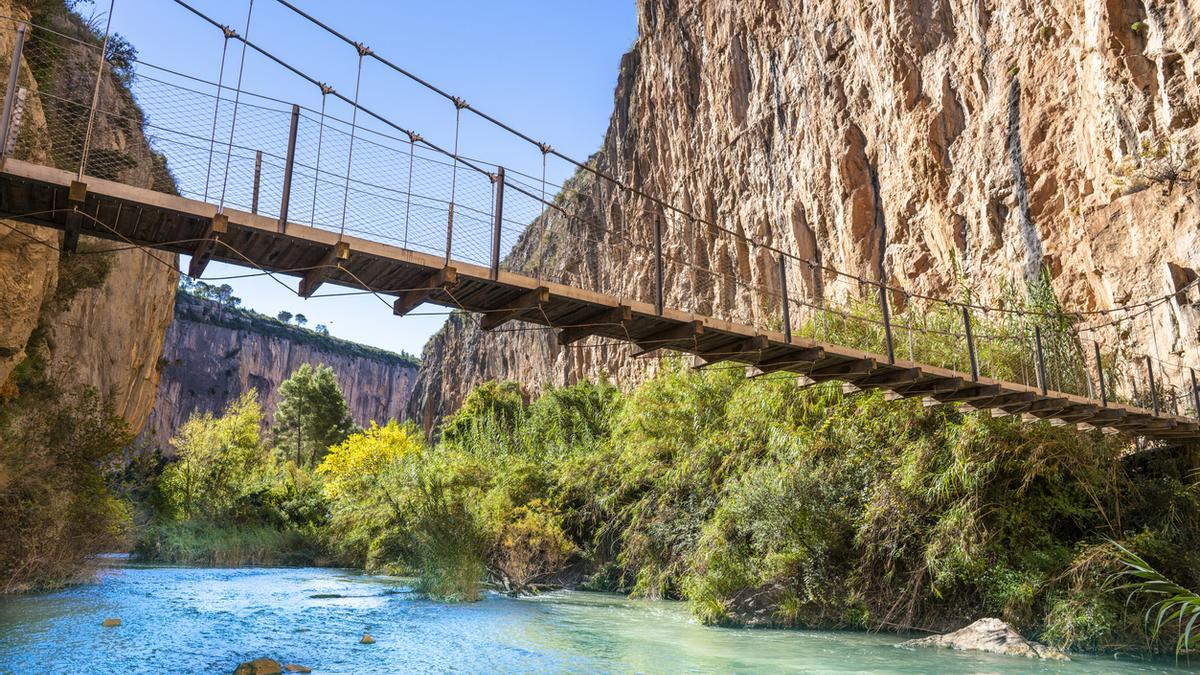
[0, 564, 1195, 673]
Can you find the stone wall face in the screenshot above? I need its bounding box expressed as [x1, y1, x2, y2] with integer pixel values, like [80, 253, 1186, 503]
[0, 3, 178, 432]
[143, 294, 419, 448]
[410, 0, 1200, 425]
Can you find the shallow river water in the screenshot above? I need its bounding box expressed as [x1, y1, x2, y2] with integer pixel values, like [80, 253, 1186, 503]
[0, 564, 1196, 673]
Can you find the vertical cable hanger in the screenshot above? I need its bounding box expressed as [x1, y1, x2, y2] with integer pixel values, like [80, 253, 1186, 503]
[338, 43, 369, 241]
[77, 0, 117, 180]
[445, 97, 466, 262]
[403, 130, 417, 248]
[217, 0, 255, 213]
[204, 25, 232, 201]
[310, 86, 330, 227]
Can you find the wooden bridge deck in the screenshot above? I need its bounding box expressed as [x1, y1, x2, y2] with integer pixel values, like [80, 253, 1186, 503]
[2, 158, 1196, 441]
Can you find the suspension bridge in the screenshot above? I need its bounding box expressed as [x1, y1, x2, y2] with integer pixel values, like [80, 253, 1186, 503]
[0, 2, 1197, 441]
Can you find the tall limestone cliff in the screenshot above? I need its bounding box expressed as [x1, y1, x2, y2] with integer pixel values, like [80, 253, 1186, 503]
[142, 292, 420, 447]
[0, 1, 176, 431]
[410, 0, 1200, 424]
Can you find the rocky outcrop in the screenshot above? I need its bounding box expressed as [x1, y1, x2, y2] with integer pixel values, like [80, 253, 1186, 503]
[898, 617, 1068, 660]
[142, 293, 419, 447]
[0, 2, 177, 431]
[410, 0, 1200, 424]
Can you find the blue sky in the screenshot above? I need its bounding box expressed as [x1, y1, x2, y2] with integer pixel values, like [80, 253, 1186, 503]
[105, 0, 637, 357]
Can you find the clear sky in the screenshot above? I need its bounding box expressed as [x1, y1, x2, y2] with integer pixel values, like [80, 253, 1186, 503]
[104, 0, 637, 357]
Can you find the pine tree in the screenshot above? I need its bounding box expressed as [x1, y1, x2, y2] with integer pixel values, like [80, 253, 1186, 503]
[273, 364, 356, 468]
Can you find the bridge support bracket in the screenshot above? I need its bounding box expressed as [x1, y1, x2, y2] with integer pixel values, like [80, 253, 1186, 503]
[750, 347, 825, 376]
[481, 286, 550, 331]
[299, 240, 351, 298]
[393, 266, 458, 316]
[557, 305, 631, 345]
[696, 334, 769, 368]
[187, 212, 228, 279]
[632, 320, 704, 357]
[62, 179, 87, 254]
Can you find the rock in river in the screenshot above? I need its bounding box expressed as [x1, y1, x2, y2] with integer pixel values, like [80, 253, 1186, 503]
[283, 665, 312, 673]
[233, 657, 283, 675]
[898, 618, 1068, 660]
[100, 618, 121, 628]
[360, 632, 376, 644]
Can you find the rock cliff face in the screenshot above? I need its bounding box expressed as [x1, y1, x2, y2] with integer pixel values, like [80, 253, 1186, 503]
[142, 293, 419, 447]
[0, 1, 177, 432]
[410, 0, 1200, 424]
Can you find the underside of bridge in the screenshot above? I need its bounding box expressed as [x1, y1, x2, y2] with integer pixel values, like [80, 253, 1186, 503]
[2, 158, 1196, 442]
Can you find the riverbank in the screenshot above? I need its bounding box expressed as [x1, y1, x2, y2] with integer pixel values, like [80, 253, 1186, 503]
[2, 564, 1192, 673]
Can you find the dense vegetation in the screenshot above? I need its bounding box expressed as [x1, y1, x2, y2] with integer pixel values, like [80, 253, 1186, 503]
[134, 365, 350, 566]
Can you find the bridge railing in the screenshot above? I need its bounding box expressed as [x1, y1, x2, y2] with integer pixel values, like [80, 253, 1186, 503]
[1, 16, 1197, 425]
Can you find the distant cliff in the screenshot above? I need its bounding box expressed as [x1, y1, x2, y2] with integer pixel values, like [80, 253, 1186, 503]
[142, 292, 419, 447]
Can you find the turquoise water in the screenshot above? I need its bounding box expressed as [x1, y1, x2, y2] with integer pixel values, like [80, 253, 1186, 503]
[0, 565, 1195, 673]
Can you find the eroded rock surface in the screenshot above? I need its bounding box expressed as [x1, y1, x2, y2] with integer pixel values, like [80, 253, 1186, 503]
[410, 0, 1200, 425]
[899, 617, 1069, 660]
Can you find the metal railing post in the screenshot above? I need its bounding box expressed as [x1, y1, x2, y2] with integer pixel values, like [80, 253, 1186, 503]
[0, 23, 26, 162]
[654, 214, 664, 315]
[962, 305, 979, 381]
[778, 254, 791, 343]
[278, 104, 299, 233]
[1094, 341, 1107, 407]
[1191, 368, 1199, 420]
[880, 283, 895, 364]
[490, 167, 504, 280]
[251, 149, 262, 214]
[1034, 326, 1048, 395]
[1146, 356, 1159, 415]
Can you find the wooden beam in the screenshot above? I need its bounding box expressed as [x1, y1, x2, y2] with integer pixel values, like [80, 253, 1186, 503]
[1022, 397, 1071, 416]
[855, 367, 922, 389]
[298, 240, 350, 298]
[393, 266, 457, 316]
[696, 335, 769, 367]
[187, 212, 228, 278]
[933, 384, 1001, 403]
[894, 376, 962, 397]
[558, 305, 631, 345]
[482, 286, 550, 331]
[632, 320, 704, 356]
[752, 347, 825, 375]
[807, 357, 876, 381]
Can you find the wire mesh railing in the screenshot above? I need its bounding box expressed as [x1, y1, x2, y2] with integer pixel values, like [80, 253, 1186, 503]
[0, 12, 1197, 427]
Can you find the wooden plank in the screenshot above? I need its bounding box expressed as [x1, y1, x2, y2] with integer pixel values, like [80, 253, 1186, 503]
[558, 305, 631, 345]
[299, 240, 351, 298]
[393, 266, 457, 316]
[482, 286, 550, 331]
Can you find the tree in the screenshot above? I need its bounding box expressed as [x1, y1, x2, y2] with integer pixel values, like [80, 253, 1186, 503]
[277, 311, 293, 324]
[314, 324, 329, 336]
[294, 313, 308, 327]
[273, 364, 355, 468]
[160, 390, 266, 521]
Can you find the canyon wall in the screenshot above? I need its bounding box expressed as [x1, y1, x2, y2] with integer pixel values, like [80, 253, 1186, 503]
[0, 1, 177, 432]
[142, 292, 419, 447]
[410, 0, 1200, 424]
